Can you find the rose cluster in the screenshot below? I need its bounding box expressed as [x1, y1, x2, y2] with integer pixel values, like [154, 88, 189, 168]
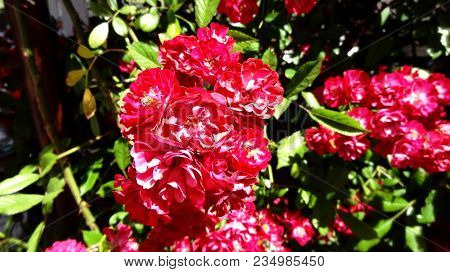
[142, 202, 314, 252]
[306, 67, 449, 173]
[218, 0, 259, 25]
[216, 0, 319, 24]
[45, 223, 138, 252]
[115, 23, 284, 243]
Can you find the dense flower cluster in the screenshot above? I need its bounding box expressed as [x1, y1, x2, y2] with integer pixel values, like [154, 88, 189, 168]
[103, 223, 139, 252]
[218, 0, 259, 24]
[307, 67, 449, 173]
[116, 23, 284, 243]
[45, 239, 87, 252]
[149, 203, 315, 252]
[45, 224, 139, 252]
[284, 0, 318, 15]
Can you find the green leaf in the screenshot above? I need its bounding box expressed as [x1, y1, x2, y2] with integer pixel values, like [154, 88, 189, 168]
[42, 177, 65, 214]
[337, 210, 377, 239]
[168, 0, 186, 12]
[301, 92, 320, 109]
[106, 0, 118, 11]
[90, 2, 113, 18]
[27, 221, 45, 252]
[194, 0, 220, 27]
[112, 17, 128, 36]
[167, 16, 181, 38]
[90, 116, 101, 137]
[19, 165, 38, 174]
[438, 27, 450, 55]
[0, 194, 44, 215]
[114, 139, 131, 172]
[356, 219, 393, 251]
[412, 168, 428, 186]
[96, 180, 114, 198]
[137, 11, 160, 33]
[82, 230, 104, 247]
[304, 107, 369, 136]
[262, 48, 277, 70]
[417, 190, 436, 224]
[109, 211, 129, 225]
[227, 30, 257, 42]
[65, 69, 86, 87]
[380, 7, 390, 26]
[80, 159, 103, 196]
[88, 23, 109, 49]
[265, 11, 279, 23]
[39, 152, 58, 176]
[273, 97, 293, 119]
[119, 5, 137, 15]
[77, 45, 95, 59]
[285, 54, 324, 98]
[405, 225, 426, 252]
[234, 40, 259, 52]
[127, 41, 160, 69]
[82, 88, 97, 120]
[380, 197, 409, 212]
[228, 30, 259, 53]
[0, 173, 40, 195]
[276, 131, 307, 169]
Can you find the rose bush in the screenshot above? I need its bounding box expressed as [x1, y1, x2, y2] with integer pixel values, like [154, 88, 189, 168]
[0, 0, 448, 252]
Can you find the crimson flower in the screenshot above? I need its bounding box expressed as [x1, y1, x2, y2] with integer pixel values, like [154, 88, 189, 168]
[218, 0, 259, 24]
[103, 223, 139, 252]
[45, 239, 86, 252]
[284, 0, 318, 15]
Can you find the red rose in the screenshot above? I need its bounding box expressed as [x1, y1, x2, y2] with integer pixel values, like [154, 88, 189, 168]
[218, 0, 259, 24]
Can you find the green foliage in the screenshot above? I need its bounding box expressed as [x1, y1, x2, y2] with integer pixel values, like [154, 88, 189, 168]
[88, 23, 109, 49]
[80, 159, 103, 196]
[228, 30, 259, 53]
[127, 41, 160, 69]
[276, 131, 307, 169]
[195, 0, 220, 27]
[27, 222, 45, 252]
[303, 107, 369, 136]
[0, 194, 44, 215]
[405, 226, 426, 252]
[112, 17, 128, 36]
[356, 219, 393, 251]
[114, 139, 131, 173]
[337, 211, 377, 240]
[42, 177, 65, 214]
[136, 10, 160, 33]
[416, 190, 436, 224]
[285, 53, 324, 98]
[0, 173, 40, 195]
[262, 48, 278, 70]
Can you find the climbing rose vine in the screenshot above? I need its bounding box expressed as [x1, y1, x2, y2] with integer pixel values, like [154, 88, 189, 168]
[115, 23, 284, 248]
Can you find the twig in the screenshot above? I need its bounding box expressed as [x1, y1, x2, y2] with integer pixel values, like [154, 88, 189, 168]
[62, 0, 118, 116]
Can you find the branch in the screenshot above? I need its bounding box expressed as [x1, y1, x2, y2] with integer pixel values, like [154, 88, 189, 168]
[9, 0, 98, 231]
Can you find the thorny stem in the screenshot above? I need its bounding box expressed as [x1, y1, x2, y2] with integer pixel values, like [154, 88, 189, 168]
[10, 0, 98, 231]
